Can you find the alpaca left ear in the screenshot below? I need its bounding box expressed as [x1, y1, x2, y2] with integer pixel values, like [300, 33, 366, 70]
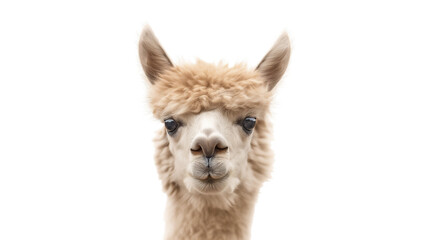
[139, 25, 173, 84]
[256, 32, 291, 91]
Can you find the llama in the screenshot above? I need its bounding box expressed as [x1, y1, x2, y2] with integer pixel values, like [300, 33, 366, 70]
[139, 26, 290, 240]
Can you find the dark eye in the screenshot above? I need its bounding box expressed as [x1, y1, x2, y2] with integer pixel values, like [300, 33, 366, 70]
[242, 117, 256, 134]
[164, 118, 179, 135]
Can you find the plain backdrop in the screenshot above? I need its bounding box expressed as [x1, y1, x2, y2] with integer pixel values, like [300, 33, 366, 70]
[0, 0, 428, 239]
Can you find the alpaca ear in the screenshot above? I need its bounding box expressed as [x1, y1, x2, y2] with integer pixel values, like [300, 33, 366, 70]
[139, 25, 173, 84]
[256, 32, 291, 91]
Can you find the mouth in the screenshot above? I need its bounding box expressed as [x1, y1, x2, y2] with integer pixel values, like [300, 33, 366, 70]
[193, 173, 229, 193]
[199, 172, 229, 183]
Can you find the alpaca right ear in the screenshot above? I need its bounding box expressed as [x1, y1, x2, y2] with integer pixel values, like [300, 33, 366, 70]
[139, 25, 173, 84]
[256, 32, 291, 91]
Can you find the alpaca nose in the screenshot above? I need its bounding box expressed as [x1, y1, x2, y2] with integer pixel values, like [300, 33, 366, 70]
[190, 135, 228, 166]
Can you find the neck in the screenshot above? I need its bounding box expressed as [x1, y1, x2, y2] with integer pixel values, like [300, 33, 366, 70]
[163, 185, 258, 240]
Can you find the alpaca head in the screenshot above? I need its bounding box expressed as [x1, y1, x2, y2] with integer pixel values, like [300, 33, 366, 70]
[139, 26, 290, 204]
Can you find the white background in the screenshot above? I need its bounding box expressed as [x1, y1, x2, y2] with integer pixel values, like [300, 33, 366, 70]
[1, 0, 428, 239]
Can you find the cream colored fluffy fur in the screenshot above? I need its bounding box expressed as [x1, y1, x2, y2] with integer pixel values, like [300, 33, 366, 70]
[139, 26, 290, 240]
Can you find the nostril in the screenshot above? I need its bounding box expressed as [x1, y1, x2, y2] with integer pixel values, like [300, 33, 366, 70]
[190, 146, 202, 152]
[215, 144, 228, 153]
[215, 145, 228, 151]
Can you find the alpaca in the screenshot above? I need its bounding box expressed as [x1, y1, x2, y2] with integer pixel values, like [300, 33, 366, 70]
[139, 26, 290, 240]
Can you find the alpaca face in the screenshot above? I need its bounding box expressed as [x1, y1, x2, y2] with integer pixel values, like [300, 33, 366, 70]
[164, 109, 255, 194]
[139, 26, 290, 199]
